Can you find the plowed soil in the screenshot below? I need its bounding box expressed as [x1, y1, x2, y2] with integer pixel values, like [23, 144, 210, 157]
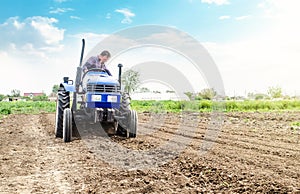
[0, 112, 299, 193]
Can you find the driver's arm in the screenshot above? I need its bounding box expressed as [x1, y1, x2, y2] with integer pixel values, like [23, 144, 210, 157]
[83, 62, 93, 72]
[82, 56, 97, 72]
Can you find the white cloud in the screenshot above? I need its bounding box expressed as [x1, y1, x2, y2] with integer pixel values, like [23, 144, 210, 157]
[30, 16, 64, 45]
[115, 8, 135, 24]
[201, 0, 230, 5]
[204, 39, 300, 96]
[0, 51, 8, 58]
[257, 2, 265, 8]
[70, 32, 108, 40]
[235, 15, 251, 20]
[258, 0, 300, 19]
[0, 16, 65, 57]
[70, 16, 81, 20]
[21, 43, 47, 58]
[13, 19, 25, 29]
[202, 1, 300, 96]
[49, 7, 74, 14]
[0, 18, 110, 95]
[219, 15, 230, 20]
[69, 32, 109, 52]
[181, 2, 294, 96]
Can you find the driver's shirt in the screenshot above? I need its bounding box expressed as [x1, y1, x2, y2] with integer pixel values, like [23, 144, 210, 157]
[82, 55, 112, 76]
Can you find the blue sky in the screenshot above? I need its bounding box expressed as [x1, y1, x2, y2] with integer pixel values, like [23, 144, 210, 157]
[0, 0, 267, 41]
[0, 0, 300, 96]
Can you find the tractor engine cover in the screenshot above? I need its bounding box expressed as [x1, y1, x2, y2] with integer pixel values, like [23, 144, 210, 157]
[82, 71, 121, 109]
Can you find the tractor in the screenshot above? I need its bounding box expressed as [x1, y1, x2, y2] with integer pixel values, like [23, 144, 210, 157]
[54, 39, 138, 142]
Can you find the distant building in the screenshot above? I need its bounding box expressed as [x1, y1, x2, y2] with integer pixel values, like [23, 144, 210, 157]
[24, 92, 44, 99]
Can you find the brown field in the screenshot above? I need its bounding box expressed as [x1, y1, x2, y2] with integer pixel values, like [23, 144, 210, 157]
[0, 112, 299, 193]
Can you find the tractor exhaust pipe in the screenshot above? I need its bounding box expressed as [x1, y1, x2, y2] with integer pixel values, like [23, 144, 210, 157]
[79, 39, 85, 67]
[75, 39, 85, 89]
[118, 63, 123, 90]
[73, 39, 85, 111]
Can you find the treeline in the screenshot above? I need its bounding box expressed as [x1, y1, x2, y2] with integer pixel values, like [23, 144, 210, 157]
[184, 86, 298, 101]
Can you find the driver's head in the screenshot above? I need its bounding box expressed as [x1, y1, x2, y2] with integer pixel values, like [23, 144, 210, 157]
[99, 50, 111, 64]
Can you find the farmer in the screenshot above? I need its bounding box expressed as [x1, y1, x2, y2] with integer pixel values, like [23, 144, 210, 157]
[82, 50, 112, 76]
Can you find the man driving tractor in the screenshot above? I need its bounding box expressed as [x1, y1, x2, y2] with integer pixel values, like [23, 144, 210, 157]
[82, 50, 112, 76]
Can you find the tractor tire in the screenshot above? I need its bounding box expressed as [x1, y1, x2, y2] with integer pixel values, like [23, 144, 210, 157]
[129, 110, 138, 138]
[63, 108, 72, 142]
[116, 92, 131, 137]
[116, 93, 138, 138]
[55, 90, 70, 138]
[119, 92, 131, 112]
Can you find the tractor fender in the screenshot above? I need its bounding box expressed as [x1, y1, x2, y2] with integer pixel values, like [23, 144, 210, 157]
[60, 83, 75, 92]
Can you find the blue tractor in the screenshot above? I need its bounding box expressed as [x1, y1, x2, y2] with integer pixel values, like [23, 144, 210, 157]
[54, 39, 138, 142]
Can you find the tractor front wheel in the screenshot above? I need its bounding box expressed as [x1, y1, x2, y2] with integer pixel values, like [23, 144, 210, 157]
[55, 90, 70, 138]
[63, 108, 72, 142]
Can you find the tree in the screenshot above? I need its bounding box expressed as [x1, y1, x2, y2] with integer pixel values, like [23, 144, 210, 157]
[11, 89, 21, 97]
[52, 84, 60, 93]
[255, 93, 268, 100]
[198, 88, 217, 100]
[0, 94, 5, 101]
[267, 86, 282, 99]
[184, 92, 194, 100]
[122, 69, 140, 94]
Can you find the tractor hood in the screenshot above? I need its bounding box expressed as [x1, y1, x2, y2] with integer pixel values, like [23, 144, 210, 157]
[82, 71, 120, 86]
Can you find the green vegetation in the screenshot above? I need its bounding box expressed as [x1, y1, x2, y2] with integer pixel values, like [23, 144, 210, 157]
[10, 89, 21, 97]
[291, 121, 300, 127]
[290, 121, 300, 132]
[0, 101, 56, 115]
[224, 100, 300, 112]
[52, 84, 60, 93]
[131, 99, 300, 113]
[0, 94, 5, 102]
[122, 69, 140, 95]
[32, 94, 49, 101]
[267, 86, 283, 99]
[1, 99, 300, 117]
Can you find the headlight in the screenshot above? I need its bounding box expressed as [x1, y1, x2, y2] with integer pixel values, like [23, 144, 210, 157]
[107, 95, 118, 102]
[91, 95, 102, 101]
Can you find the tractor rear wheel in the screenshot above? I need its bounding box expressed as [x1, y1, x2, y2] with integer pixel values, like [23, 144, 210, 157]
[119, 92, 131, 112]
[63, 108, 72, 142]
[55, 90, 70, 138]
[116, 93, 137, 138]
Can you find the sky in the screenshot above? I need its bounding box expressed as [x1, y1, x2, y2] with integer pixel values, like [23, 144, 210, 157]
[0, 0, 299, 97]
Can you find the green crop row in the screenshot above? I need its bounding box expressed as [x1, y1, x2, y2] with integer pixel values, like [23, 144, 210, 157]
[1, 100, 300, 116]
[0, 101, 56, 115]
[131, 100, 300, 113]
